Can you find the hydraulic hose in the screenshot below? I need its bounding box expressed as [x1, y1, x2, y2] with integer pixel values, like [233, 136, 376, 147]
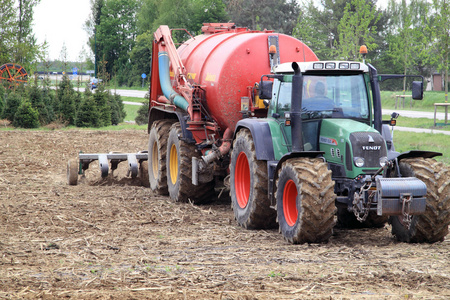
[158, 51, 189, 111]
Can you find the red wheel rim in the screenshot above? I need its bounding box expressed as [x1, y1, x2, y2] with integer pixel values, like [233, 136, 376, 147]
[235, 152, 250, 208]
[283, 179, 298, 226]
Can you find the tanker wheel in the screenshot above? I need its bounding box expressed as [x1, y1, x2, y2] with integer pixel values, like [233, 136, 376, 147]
[148, 120, 173, 195]
[389, 158, 450, 243]
[139, 160, 149, 188]
[67, 158, 78, 186]
[230, 129, 276, 229]
[336, 206, 388, 229]
[166, 123, 215, 204]
[275, 157, 336, 244]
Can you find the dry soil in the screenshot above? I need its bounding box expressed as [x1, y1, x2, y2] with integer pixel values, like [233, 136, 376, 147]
[0, 129, 449, 299]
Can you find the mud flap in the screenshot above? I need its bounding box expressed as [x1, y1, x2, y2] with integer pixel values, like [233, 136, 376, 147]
[376, 177, 427, 216]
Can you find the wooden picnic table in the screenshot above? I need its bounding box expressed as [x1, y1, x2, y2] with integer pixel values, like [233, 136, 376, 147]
[434, 103, 450, 126]
[395, 94, 413, 109]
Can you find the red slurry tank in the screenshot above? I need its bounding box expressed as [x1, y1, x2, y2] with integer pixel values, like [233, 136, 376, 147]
[175, 23, 318, 134]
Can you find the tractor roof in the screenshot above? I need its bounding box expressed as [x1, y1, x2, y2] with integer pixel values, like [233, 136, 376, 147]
[274, 61, 369, 74]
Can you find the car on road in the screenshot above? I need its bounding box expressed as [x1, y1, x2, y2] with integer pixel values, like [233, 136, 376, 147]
[89, 78, 102, 90]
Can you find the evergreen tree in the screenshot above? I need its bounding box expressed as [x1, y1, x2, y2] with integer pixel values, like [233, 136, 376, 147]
[0, 84, 5, 115]
[2, 92, 22, 122]
[42, 85, 56, 123]
[76, 96, 100, 127]
[12, 100, 40, 128]
[109, 93, 125, 125]
[135, 100, 149, 125]
[93, 86, 111, 126]
[27, 84, 50, 125]
[57, 75, 77, 125]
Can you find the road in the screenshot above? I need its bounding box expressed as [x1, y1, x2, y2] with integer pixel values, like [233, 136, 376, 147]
[115, 90, 446, 120]
[113, 89, 147, 98]
[116, 90, 449, 134]
[383, 109, 446, 120]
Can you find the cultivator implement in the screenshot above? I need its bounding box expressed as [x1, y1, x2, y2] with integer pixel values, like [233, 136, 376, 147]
[67, 151, 148, 185]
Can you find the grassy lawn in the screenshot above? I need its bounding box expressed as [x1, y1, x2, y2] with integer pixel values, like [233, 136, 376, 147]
[382, 115, 450, 131]
[380, 90, 448, 112]
[124, 103, 141, 122]
[114, 86, 148, 91]
[121, 96, 147, 103]
[392, 131, 450, 165]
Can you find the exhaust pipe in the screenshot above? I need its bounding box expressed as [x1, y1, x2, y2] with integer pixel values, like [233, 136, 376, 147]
[158, 51, 189, 111]
[291, 62, 303, 152]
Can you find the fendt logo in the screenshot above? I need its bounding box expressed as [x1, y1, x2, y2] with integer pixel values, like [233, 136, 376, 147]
[362, 145, 381, 151]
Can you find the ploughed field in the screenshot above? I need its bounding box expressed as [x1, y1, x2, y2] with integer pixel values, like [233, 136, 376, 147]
[1, 129, 449, 299]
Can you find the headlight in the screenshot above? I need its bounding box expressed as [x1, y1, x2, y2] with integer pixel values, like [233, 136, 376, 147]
[379, 156, 388, 167]
[354, 157, 365, 167]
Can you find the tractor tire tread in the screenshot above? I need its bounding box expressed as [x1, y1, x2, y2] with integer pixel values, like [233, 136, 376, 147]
[168, 123, 215, 204]
[390, 158, 450, 243]
[148, 119, 173, 195]
[231, 129, 276, 229]
[276, 157, 336, 244]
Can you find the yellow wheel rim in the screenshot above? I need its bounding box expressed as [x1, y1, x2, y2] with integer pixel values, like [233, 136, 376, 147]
[169, 144, 178, 185]
[151, 141, 158, 178]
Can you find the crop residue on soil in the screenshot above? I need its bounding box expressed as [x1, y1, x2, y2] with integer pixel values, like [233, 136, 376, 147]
[0, 130, 449, 299]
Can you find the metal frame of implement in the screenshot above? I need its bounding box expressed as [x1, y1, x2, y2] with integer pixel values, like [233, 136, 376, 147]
[79, 152, 148, 178]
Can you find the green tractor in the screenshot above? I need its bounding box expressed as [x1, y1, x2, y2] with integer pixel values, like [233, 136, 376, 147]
[230, 60, 450, 243]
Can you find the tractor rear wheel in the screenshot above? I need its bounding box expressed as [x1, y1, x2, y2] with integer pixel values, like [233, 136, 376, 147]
[148, 120, 173, 194]
[166, 123, 215, 204]
[230, 129, 276, 229]
[276, 157, 336, 244]
[389, 158, 450, 243]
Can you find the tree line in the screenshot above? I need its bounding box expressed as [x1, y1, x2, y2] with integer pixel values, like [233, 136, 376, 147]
[0, 0, 125, 128]
[0, 77, 126, 128]
[84, 0, 448, 97]
[1, 0, 449, 129]
[0, 0, 41, 73]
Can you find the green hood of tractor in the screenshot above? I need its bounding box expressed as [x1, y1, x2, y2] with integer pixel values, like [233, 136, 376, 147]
[319, 119, 386, 178]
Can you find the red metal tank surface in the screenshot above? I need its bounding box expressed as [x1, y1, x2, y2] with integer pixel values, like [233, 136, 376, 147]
[176, 24, 318, 133]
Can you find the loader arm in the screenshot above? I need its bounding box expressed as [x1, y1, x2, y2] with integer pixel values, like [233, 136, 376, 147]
[153, 25, 187, 88]
[152, 25, 194, 116]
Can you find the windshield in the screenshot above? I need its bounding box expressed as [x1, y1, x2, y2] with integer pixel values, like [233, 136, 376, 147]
[275, 74, 370, 120]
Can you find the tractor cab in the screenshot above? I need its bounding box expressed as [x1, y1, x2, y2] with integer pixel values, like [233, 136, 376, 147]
[261, 61, 380, 172]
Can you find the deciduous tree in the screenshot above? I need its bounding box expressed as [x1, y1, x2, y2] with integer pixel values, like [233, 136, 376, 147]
[430, 0, 449, 101]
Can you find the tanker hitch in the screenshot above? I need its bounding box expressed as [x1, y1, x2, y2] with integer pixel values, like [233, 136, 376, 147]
[192, 128, 233, 185]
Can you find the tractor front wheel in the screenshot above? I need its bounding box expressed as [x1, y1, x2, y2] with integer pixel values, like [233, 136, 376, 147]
[230, 129, 276, 229]
[389, 158, 450, 243]
[276, 157, 336, 244]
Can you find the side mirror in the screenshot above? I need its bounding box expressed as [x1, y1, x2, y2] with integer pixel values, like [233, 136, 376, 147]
[259, 80, 273, 99]
[412, 81, 423, 100]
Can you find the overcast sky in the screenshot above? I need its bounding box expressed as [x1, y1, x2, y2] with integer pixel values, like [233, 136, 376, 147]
[32, 0, 391, 62]
[33, 0, 91, 61]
